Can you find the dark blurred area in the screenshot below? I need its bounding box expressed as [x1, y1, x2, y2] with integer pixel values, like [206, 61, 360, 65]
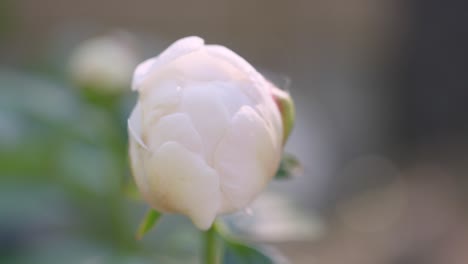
[1, 0, 468, 263]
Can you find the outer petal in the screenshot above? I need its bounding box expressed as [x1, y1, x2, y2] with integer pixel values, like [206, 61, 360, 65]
[154, 36, 204, 70]
[204, 45, 266, 102]
[204, 45, 258, 80]
[133, 36, 204, 91]
[204, 45, 283, 142]
[180, 83, 230, 163]
[140, 78, 183, 140]
[209, 81, 252, 117]
[128, 103, 150, 198]
[146, 112, 202, 154]
[214, 106, 281, 213]
[132, 57, 156, 90]
[254, 98, 283, 151]
[128, 102, 147, 149]
[167, 50, 241, 82]
[146, 141, 220, 230]
[129, 135, 150, 198]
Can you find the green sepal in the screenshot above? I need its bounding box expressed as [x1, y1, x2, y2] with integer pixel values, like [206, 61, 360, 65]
[275, 153, 302, 180]
[271, 87, 295, 145]
[135, 209, 162, 240]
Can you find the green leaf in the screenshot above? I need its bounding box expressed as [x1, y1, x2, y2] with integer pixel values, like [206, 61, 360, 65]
[275, 153, 302, 180]
[136, 209, 162, 240]
[223, 239, 274, 264]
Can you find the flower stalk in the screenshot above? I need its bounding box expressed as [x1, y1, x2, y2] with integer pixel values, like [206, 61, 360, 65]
[204, 224, 221, 264]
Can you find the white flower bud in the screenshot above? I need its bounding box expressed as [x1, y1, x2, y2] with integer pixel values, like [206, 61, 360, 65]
[128, 36, 285, 230]
[68, 32, 139, 93]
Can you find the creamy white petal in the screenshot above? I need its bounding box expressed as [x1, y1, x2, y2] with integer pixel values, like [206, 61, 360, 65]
[140, 78, 183, 137]
[128, 102, 148, 150]
[210, 81, 252, 117]
[214, 106, 280, 212]
[134, 36, 204, 91]
[166, 50, 241, 82]
[254, 101, 283, 150]
[146, 141, 220, 230]
[128, 103, 154, 206]
[129, 133, 150, 197]
[180, 83, 230, 163]
[132, 57, 156, 90]
[204, 45, 258, 78]
[147, 113, 202, 154]
[155, 36, 204, 68]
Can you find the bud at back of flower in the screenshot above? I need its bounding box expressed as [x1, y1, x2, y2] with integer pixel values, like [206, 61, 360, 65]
[68, 32, 140, 94]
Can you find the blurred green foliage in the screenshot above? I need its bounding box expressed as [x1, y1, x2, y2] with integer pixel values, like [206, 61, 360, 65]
[0, 67, 283, 264]
[0, 69, 203, 263]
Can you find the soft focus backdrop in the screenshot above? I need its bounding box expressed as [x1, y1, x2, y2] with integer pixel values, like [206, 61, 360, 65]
[2, 0, 468, 263]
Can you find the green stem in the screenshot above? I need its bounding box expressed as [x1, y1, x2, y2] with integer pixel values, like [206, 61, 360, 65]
[204, 224, 221, 264]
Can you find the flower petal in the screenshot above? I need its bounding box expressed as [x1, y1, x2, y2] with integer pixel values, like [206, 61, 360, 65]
[180, 83, 230, 163]
[204, 45, 258, 78]
[156, 36, 204, 68]
[214, 106, 281, 212]
[132, 57, 156, 90]
[147, 141, 220, 230]
[133, 36, 204, 91]
[147, 112, 202, 154]
[166, 50, 240, 82]
[128, 102, 148, 150]
[129, 133, 150, 197]
[140, 78, 183, 138]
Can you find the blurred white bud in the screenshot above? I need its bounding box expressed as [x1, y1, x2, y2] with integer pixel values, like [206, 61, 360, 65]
[68, 32, 139, 93]
[128, 36, 293, 229]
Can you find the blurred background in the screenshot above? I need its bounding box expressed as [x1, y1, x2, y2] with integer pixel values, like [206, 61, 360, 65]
[1, 0, 468, 263]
